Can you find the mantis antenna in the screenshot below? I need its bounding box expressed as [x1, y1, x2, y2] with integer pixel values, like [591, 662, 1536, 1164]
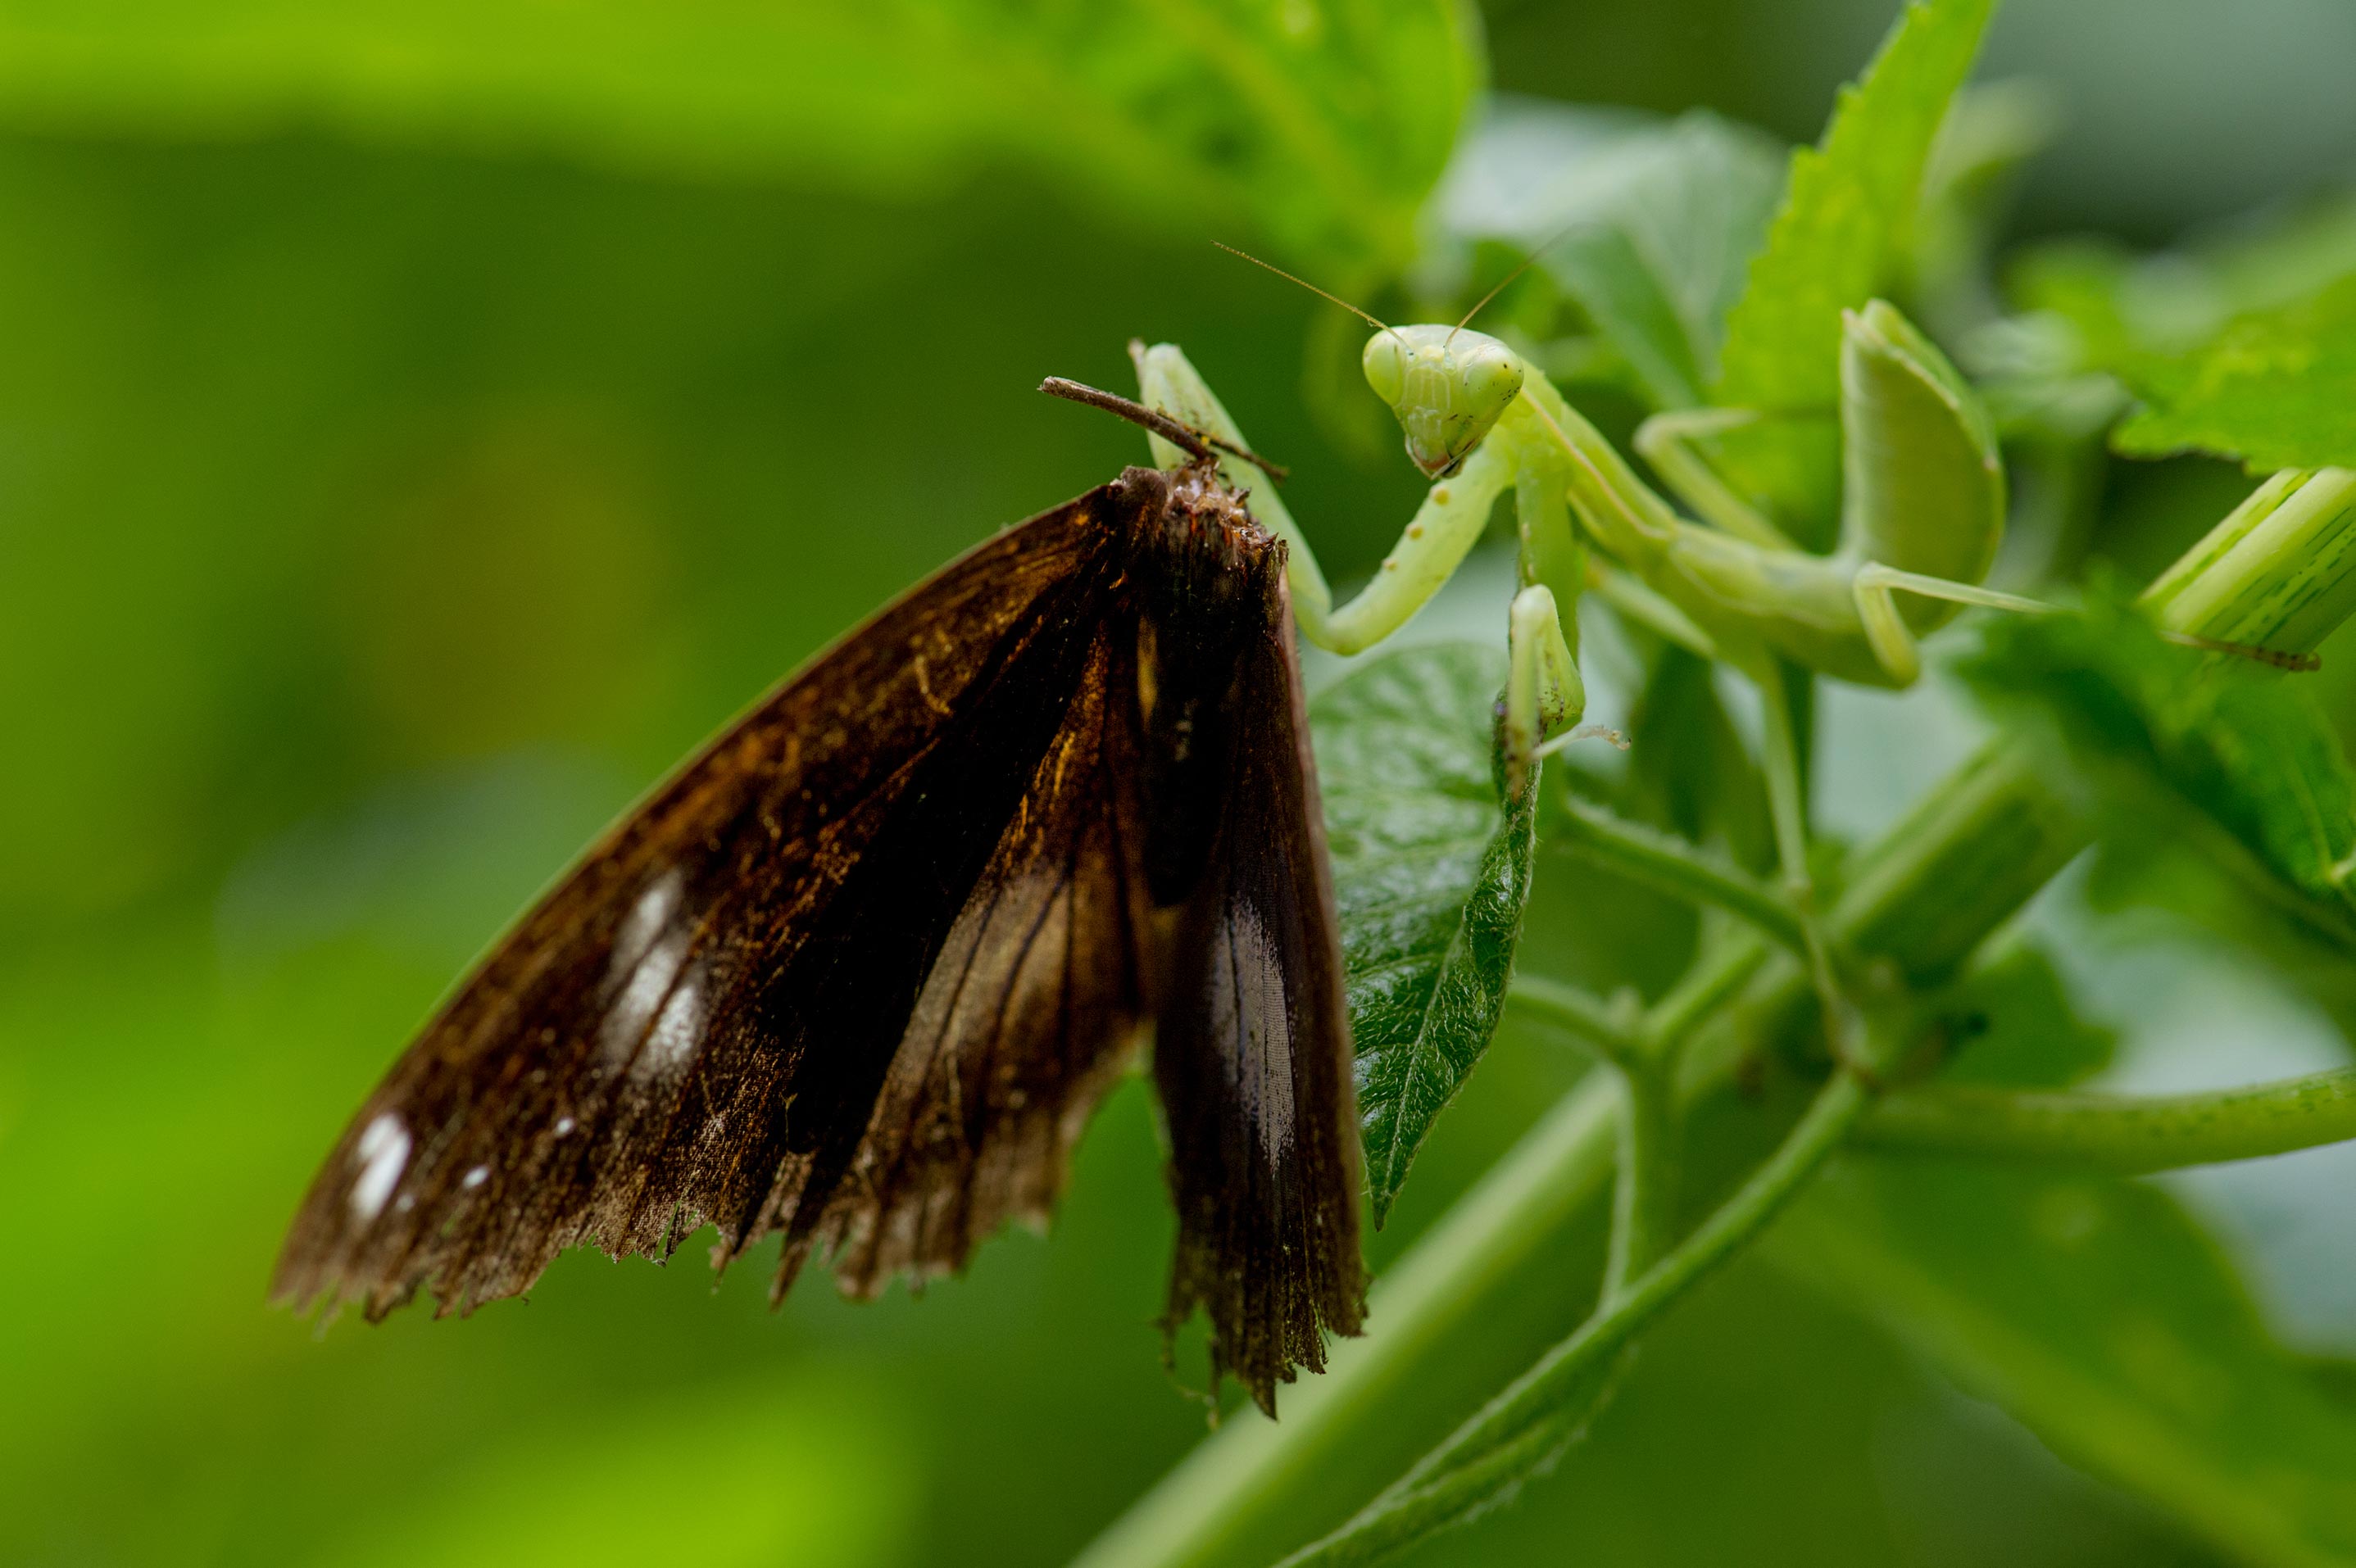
[1447, 225, 1573, 346]
[1211, 242, 1401, 342]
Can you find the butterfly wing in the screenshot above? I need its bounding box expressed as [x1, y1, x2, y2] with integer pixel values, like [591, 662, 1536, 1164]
[1152, 551, 1366, 1416]
[275, 483, 1156, 1319]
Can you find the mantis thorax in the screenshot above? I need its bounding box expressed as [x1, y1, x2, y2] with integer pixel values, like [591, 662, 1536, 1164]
[1361, 324, 1524, 479]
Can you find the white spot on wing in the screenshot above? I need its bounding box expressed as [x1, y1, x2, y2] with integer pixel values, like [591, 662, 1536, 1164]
[349, 1113, 411, 1221]
[598, 868, 705, 1076]
[636, 968, 706, 1080]
[611, 868, 683, 976]
[1212, 902, 1296, 1163]
[554, 1117, 576, 1137]
[461, 1165, 490, 1190]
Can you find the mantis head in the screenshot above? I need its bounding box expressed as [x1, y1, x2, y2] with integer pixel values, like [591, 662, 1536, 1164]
[1361, 324, 1525, 478]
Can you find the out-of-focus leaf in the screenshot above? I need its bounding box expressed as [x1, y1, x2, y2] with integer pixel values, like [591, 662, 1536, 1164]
[1620, 641, 1772, 869]
[2086, 279, 2356, 473]
[1705, 0, 1995, 546]
[1931, 933, 2116, 1090]
[325, 1375, 915, 1568]
[0, 0, 1479, 270]
[2013, 196, 2356, 470]
[1313, 644, 1538, 1226]
[1437, 99, 1785, 409]
[1714, 0, 1995, 410]
[1960, 596, 2356, 949]
[1773, 1160, 2356, 1567]
[1909, 79, 2062, 340]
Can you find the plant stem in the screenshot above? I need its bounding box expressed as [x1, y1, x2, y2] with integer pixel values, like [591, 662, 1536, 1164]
[1067, 1076, 1622, 1568]
[1279, 1073, 1871, 1568]
[1642, 928, 1771, 1068]
[1857, 1067, 2356, 1172]
[1549, 795, 1807, 954]
[1603, 1058, 1679, 1300]
[1505, 975, 1643, 1061]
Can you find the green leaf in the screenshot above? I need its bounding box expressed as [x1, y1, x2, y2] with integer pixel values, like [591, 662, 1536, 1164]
[1960, 594, 2356, 948]
[1714, 0, 1995, 410]
[1932, 933, 2116, 1090]
[1908, 79, 2062, 338]
[1312, 644, 1539, 1226]
[1705, 0, 1995, 546]
[2013, 197, 2356, 469]
[1623, 641, 1773, 868]
[1773, 1161, 2356, 1567]
[0, 0, 1479, 270]
[1438, 100, 1785, 409]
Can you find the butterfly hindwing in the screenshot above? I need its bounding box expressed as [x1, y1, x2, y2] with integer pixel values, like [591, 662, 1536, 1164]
[1150, 546, 1366, 1415]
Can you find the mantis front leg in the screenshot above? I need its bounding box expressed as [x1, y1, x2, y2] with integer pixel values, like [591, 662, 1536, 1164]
[1132, 341, 1523, 658]
[1133, 343, 1598, 785]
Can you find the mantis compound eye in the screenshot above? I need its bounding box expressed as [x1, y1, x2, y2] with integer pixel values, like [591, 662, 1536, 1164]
[1454, 338, 1524, 431]
[1361, 332, 1407, 407]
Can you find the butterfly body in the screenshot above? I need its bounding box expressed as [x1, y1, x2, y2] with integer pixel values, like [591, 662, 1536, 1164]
[278, 459, 1364, 1412]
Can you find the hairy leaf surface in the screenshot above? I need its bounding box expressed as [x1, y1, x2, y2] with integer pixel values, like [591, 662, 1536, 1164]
[2020, 228, 2356, 472]
[1312, 644, 1538, 1226]
[1713, 0, 1995, 410]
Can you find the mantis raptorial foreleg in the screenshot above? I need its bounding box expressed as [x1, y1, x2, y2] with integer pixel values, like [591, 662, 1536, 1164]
[1502, 584, 1580, 791]
[1130, 342, 1591, 783]
[1134, 341, 1526, 659]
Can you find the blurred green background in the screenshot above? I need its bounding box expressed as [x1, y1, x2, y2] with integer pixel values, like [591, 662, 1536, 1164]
[7, 1, 2356, 1564]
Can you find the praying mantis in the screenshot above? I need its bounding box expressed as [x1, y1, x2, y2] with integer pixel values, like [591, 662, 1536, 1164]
[1129, 267, 2042, 974]
[1131, 256, 2321, 1056]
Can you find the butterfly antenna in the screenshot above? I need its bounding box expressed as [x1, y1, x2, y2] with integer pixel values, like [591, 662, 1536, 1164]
[1039, 378, 1290, 482]
[1448, 225, 1573, 345]
[1214, 242, 1396, 339]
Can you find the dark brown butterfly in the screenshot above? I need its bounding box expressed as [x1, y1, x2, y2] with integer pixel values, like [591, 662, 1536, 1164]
[274, 381, 1366, 1412]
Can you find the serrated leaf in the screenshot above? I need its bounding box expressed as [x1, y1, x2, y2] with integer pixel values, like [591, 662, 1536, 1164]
[1960, 596, 2356, 949]
[2096, 280, 2356, 473]
[1773, 1161, 2356, 1567]
[1312, 644, 1539, 1225]
[2013, 197, 2356, 469]
[1705, 0, 1994, 547]
[1437, 100, 1786, 409]
[0, 0, 1478, 270]
[1714, 0, 1995, 410]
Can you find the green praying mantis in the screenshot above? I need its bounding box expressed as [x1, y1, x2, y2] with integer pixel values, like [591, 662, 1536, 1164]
[1127, 250, 2315, 1054]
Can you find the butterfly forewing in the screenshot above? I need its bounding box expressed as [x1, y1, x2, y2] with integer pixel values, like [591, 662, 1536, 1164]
[274, 487, 1145, 1318]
